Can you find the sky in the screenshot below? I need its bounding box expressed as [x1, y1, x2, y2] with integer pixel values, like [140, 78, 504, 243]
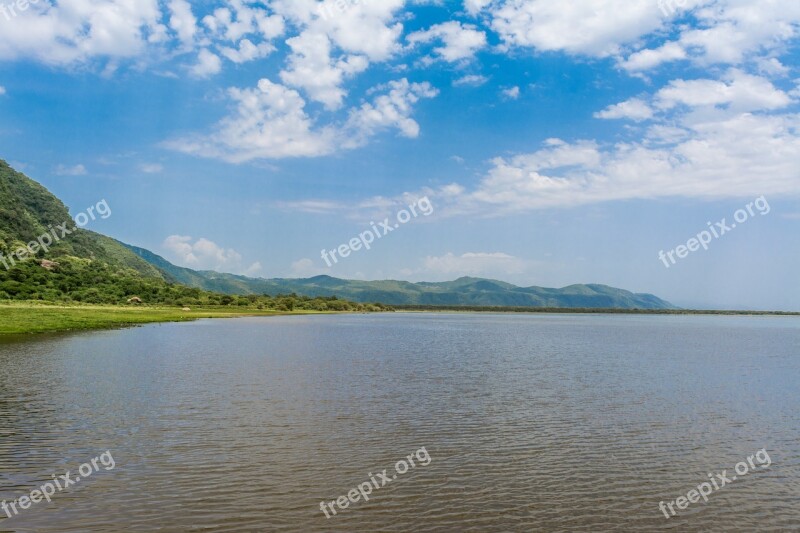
[1, 0, 799, 310]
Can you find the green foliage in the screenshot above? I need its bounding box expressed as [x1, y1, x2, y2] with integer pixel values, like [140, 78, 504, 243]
[0, 255, 391, 311]
[0, 160, 391, 312]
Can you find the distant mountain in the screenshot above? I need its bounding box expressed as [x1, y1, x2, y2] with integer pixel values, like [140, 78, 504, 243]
[0, 160, 385, 311]
[125, 246, 677, 309]
[0, 159, 675, 309]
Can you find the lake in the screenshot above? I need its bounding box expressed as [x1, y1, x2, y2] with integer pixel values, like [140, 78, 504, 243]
[0, 313, 798, 532]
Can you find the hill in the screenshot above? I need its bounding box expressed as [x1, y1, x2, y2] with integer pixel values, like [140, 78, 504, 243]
[0, 160, 388, 312]
[0, 159, 675, 310]
[126, 247, 676, 309]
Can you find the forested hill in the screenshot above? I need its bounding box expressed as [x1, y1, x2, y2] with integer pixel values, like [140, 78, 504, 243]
[0, 159, 674, 309]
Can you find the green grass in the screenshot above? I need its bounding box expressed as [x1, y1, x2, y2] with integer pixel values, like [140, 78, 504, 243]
[0, 302, 337, 336]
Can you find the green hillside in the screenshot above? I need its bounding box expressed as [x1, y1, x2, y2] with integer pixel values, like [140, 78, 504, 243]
[126, 246, 676, 309]
[0, 159, 675, 310]
[0, 160, 388, 312]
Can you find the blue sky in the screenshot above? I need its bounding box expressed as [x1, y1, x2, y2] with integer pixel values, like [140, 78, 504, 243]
[1, 0, 799, 310]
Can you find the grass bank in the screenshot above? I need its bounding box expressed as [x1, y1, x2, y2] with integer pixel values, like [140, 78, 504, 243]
[0, 302, 336, 336]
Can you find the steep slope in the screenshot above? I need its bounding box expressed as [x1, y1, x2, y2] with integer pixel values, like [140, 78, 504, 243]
[0, 160, 165, 278]
[0, 161, 388, 311]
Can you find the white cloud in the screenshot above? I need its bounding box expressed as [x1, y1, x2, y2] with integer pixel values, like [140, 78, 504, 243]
[166, 78, 336, 162]
[756, 57, 790, 77]
[280, 31, 368, 110]
[0, 0, 165, 65]
[621, 1, 800, 72]
[190, 49, 222, 78]
[464, 0, 493, 16]
[166, 77, 437, 162]
[486, 0, 667, 57]
[595, 72, 791, 123]
[168, 0, 197, 49]
[162, 235, 259, 275]
[407, 21, 487, 63]
[289, 258, 327, 278]
[502, 86, 520, 100]
[140, 163, 164, 174]
[476, 0, 800, 78]
[0, 86, 5, 96]
[53, 164, 87, 176]
[595, 97, 654, 121]
[453, 74, 489, 87]
[244, 261, 263, 276]
[275, 200, 346, 214]
[430, 111, 800, 214]
[219, 39, 274, 64]
[273, 0, 405, 108]
[421, 252, 529, 278]
[0, 0, 284, 74]
[343, 78, 439, 145]
[621, 42, 688, 72]
[654, 70, 792, 112]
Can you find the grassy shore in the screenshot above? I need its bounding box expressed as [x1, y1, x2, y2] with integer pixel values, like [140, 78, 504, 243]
[0, 302, 334, 336]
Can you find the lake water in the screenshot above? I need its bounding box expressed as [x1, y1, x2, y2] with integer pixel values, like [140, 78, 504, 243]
[0, 313, 798, 532]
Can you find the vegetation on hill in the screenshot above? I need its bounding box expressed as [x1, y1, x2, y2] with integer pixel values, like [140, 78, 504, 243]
[0, 160, 390, 313]
[0, 158, 674, 312]
[126, 245, 679, 310]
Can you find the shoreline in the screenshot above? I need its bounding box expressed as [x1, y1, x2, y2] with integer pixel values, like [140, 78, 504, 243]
[2, 303, 798, 337]
[0, 303, 356, 337]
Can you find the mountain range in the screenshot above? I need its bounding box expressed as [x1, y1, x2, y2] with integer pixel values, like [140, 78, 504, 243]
[0, 159, 675, 309]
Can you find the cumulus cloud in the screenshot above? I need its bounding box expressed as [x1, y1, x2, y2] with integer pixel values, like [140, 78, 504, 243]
[464, 0, 493, 16]
[0, 0, 165, 65]
[280, 31, 368, 110]
[274, 0, 405, 107]
[165, 78, 336, 162]
[343, 79, 439, 145]
[407, 21, 487, 63]
[429, 110, 800, 214]
[0, 86, 6, 95]
[289, 258, 327, 278]
[621, 1, 800, 72]
[486, 0, 667, 57]
[166, 77, 437, 162]
[162, 235, 260, 275]
[219, 39, 274, 64]
[190, 49, 222, 78]
[168, 0, 198, 49]
[654, 70, 792, 112]
[595, 98, 654, 121]
[0, 0, 284, 73]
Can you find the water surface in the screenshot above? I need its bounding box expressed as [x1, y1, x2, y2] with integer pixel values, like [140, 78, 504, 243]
[0, 313, 798, 531]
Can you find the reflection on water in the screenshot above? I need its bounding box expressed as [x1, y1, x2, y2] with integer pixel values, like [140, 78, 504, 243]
[0, 314, 798, 532]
